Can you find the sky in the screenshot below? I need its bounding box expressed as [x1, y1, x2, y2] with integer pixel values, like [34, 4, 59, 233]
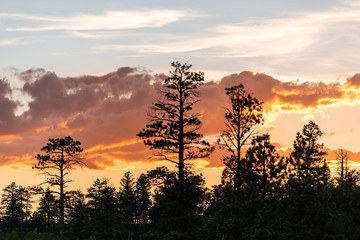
[1, 0, 360, 191]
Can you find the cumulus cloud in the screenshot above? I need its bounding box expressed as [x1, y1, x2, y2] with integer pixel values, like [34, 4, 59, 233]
[0, 67, 163, 169]
[207, 71, 360, 119]
[1, 67, 360, 169]
[0, 78, 22, 134]
[196, 71, 345, 137]
[197, 71, 360, 167]
[345, 73, 360, 87]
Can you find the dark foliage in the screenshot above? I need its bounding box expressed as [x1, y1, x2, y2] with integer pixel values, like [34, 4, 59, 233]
[0, 66, 356, 240]
[137, 62, 213, 187]
[33, 136, 84, 240]
[218, 84, 263, 188]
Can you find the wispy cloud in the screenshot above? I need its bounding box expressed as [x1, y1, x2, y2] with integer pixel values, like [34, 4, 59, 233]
[0, 39, 22, 46]
[1, 10, 194, 31]
[92, 3, 360, 58]
[65, 30, 134, 39]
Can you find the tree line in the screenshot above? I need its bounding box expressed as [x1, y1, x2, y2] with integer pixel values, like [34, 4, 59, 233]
[1, 62, 360, 240]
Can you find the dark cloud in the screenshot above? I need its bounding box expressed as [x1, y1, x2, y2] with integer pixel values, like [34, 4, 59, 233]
[18, 68, 47, 82]
[0, 68, 359, 169]
[213, 71, 344, 112]
[0, 67, 161, 168]
[197, 71, 349, 137]
[345, 73, 360, 87]
[0, 78, 21, 134]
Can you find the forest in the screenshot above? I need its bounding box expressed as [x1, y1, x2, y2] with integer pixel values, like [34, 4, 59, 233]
[0, 62, 360, 240]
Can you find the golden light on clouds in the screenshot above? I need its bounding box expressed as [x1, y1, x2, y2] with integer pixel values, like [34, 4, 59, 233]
[257, 76, 360, 123]
[85, 138, 142, 153]
[0, 135, 23, 144]
[35, 125, 52, 133]
[1, 67, 360, 174]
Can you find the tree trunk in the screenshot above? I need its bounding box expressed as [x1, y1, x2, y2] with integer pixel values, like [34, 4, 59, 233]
[59, 147, 64, 240]
[178, 76, 185, 232]
[178, 78, 185, 187]
[341, 151, 344, 192]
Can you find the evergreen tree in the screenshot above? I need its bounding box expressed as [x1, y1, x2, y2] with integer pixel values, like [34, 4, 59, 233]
[137, 62, 213, 189]
[287, 120, 330, 190]
[137, 62, 213, 237]
[244, 134, 286, 196]
[86, 178, 117, 240]
[146, 166, 208, 239]
[1, 182, 25, 232]
[285, 121, 331, 239]
[118, 171, 136, 240]
[37, 188, 58, 236]
[66, 190, 87, 240]
[218, 84, 263, 188]
[344, 170, 360, 192]
[204, 84, 264, 240]
[134, 173, 151, 225]
[34, 136, 84, 240]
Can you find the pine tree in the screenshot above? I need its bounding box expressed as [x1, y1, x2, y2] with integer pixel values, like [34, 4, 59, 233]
[288, 121, 330, 190]
[218, 84, 263, 187]
[286, 121, 331, 239]
[1, 182, 24, 232]
[137, 62, 213, 188]
[66, 190, 87, 240]
[37, 188, 58, 237]
[34, 136, 84, 240]
[86, 178, 117, 239]
[134, 174, 151, 225]
[245, 134, 286, 195]
[118, 171, 137, 240]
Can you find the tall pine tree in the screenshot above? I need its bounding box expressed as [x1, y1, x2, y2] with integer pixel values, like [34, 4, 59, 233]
[137, 62, 212, 203]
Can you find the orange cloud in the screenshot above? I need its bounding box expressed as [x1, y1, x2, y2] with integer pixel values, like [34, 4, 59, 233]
[0, 153, 34, 167]
[85, 138, 142, 153]
[0, 134, 22, 141]
[0, 134, 23, 145]
[206, 71, 360, 122]
[35, 125, 53, 133]
[2, 67, 360, 171]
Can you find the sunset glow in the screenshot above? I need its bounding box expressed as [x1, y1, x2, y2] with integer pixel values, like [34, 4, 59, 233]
[0, 0, 359, 194]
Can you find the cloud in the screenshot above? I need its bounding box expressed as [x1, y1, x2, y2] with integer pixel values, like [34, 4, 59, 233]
[195, 71, 360, 168]
[0, 39, 22, 46]
[330, 149, 360, 164]
[92, 16, 319, 56]
[1, 10, 193, 31]
[205, 71, 360, 121]
[204, 144, 360, 168]
[0, 78, 22, 134]
[344, 73, 360, 87]
[0, 67, 164, 169]
[1, 67, 360, 169]
[91, 2, 360, 59]
[323, 132, 336, 137]
[289, 147, 360, 165]
[65, 30, 133, 39]
[197, 71, 339, 130]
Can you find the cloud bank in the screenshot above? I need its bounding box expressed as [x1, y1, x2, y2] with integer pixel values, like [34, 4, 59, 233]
[1, 67, 360, 169]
